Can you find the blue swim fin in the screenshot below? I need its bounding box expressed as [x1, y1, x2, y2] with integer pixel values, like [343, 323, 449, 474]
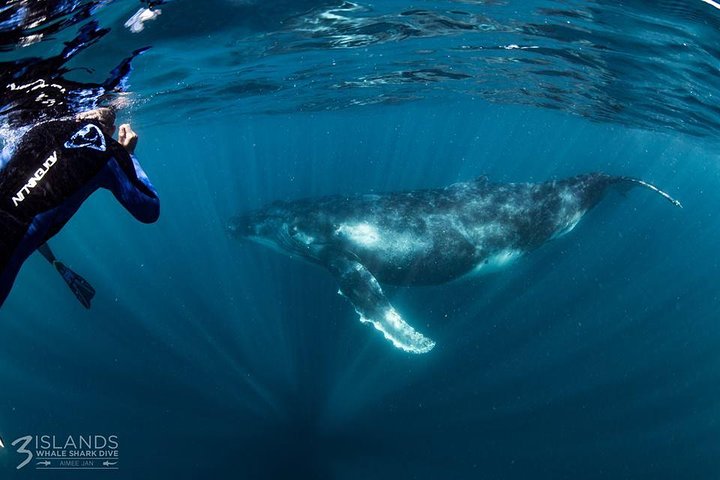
[54, 262, 96, 309]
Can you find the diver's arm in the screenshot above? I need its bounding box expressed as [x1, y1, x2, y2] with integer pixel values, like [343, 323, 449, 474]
[117, 124, 137, 155]
[106, 153, 160, 223]
[105, 125, 159, 223]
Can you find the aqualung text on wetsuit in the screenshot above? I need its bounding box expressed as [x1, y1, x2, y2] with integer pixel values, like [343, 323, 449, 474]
[11, 151, 58, 207]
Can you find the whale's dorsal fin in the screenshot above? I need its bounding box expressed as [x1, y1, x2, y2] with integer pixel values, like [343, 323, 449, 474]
[324, 251, 435, 354]
[473, 175, 490, 184]
[446, 175, 490, 192]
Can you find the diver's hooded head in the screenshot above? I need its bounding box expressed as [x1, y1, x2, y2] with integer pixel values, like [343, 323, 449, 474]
[76, 107, 116, 136]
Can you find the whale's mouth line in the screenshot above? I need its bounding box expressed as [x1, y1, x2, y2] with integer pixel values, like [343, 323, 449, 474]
[232, 221, 311, 260]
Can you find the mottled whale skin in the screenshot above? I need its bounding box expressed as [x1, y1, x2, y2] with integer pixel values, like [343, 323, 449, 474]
[228, 173, 681, 354]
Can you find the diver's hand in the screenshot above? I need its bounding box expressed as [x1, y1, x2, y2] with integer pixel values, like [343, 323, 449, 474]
[118, 124, 138, 155]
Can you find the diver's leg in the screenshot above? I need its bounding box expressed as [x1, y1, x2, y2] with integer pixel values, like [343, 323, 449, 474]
[0, 264, 20, 307]
[38, 243, 57, 263]
[38, 242, 96, 309]
[0, 249, 30, 308]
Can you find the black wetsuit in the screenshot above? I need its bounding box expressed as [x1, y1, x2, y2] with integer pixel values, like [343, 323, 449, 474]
[0, 119, 159, 306]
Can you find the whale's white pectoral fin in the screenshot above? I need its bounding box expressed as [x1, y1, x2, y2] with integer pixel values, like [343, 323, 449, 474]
[327, 253, 435, 354]
[357, 307, 436, 354]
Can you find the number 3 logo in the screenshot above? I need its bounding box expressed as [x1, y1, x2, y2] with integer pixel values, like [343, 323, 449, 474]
[11, 436, 33, 470]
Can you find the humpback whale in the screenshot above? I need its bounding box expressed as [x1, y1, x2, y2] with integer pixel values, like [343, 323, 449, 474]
[228, 173, 681, 354]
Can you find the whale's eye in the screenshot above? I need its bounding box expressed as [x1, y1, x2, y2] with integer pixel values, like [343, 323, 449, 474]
[64, 124, 106, 152]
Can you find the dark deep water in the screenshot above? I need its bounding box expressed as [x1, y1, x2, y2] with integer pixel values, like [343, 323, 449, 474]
[1, 1, 720, 479]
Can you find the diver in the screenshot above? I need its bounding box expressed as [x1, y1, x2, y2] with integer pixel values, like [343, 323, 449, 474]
[1, 129, 96, 308]
[0, 107, 160, 308]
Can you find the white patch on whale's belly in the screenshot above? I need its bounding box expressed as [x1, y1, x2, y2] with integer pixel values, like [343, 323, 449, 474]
[336, 222, 381, 247]
[466, 248, 523, 278]
[334, 221, 433, 267]
[551, 210, 585, 240]
[293, 230, 315, 245]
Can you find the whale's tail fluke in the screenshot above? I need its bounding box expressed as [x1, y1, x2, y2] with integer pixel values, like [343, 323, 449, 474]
[615, 177, 683, 209]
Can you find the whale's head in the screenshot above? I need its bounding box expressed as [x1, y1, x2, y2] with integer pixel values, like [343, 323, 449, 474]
[227, 203, 298, 253]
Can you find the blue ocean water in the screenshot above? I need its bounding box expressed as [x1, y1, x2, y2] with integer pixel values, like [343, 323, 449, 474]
[1, 1, 720, 479]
